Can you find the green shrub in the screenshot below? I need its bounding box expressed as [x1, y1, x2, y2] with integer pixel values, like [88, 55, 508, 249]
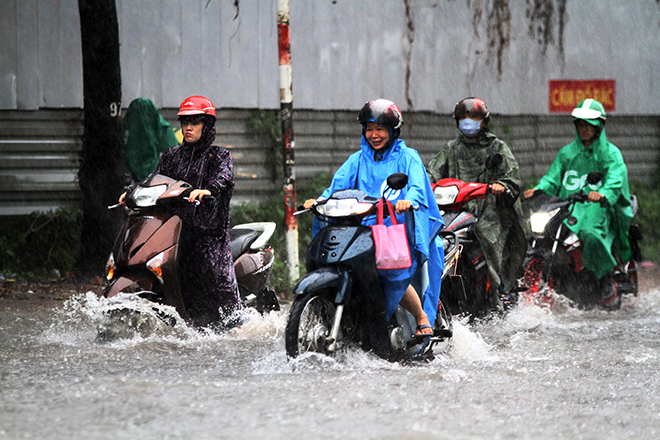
[630, 181, 660, 264]
[0, 208, 82, 279]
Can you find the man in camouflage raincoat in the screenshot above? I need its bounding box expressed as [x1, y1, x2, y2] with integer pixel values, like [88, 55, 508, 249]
[427, 97, 527, 312]
[524, 99, 633, 304]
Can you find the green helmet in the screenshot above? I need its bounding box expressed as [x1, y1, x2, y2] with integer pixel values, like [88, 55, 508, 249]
[572, 99, 606, 128]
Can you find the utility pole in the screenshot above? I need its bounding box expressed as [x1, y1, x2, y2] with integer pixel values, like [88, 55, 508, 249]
[277, 0, 299, 283]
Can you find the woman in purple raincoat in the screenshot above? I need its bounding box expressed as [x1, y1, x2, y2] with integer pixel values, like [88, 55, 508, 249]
[153, 95, 241, 328]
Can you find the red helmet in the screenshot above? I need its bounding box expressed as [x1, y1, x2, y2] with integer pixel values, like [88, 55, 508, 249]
[453, 97, 490, 126]
[177, 95, 216, 118]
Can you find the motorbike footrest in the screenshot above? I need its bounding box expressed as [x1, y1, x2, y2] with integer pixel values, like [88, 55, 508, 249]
[433, 328, 453, 339]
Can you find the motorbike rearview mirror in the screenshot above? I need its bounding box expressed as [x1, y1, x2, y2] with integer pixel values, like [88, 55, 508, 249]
[587, 171, 603, 185]
[485, 153, 503, 170]
[386, 173, 408, 191]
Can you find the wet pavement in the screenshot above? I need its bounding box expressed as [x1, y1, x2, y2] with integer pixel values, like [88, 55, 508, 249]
[1, 265, 660, 440]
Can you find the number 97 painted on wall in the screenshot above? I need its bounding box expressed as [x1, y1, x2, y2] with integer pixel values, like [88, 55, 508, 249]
[110, 102, 122, 117]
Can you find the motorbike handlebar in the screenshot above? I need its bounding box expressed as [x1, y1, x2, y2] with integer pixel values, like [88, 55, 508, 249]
[488, 183, 514, 200]
[567, 191, 589, 203]
[183, 194, 215, 205]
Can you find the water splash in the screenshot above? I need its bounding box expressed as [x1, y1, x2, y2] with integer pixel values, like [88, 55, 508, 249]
[233, 307, 288, 339]
[449, 316, 497, 363]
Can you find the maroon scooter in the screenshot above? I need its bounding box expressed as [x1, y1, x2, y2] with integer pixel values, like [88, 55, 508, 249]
[103, 174, 279, 327]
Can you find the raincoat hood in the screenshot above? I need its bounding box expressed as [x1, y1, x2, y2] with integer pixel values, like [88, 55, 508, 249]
[566, 127, 613, 168]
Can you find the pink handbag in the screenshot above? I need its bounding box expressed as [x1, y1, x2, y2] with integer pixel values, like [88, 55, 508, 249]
[371, 199, 412, 270]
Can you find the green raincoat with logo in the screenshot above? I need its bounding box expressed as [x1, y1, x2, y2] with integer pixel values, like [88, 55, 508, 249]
[534, 127, 633, 279]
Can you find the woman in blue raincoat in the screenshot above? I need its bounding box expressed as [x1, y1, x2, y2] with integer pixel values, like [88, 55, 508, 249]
[304, 99, 444, 335]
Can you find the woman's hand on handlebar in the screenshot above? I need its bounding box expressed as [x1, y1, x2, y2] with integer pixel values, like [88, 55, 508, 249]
[303, 198, 318, 210]
[587, 191, 604, 203]
[395, 200, 413, 214]
[188, 189, 212, 202]
[119, 192, 126, 204]
[523, 188, 537, 200]
[489, 183, 506, 195]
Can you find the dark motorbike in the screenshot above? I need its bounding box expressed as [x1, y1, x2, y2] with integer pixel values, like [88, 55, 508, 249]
[520, 172, 641, 309]
[103, 174, 279, 327]
[285, 173, 453, 361]
[431, 153, 514, 317]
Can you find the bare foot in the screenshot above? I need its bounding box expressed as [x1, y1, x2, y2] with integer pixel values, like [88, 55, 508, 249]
[415, 316, 433, 335]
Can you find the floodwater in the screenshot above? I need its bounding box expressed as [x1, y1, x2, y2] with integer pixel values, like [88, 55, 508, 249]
[2, 268, 660, 440]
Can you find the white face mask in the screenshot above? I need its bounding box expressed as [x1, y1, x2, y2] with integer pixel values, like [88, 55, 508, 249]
[458, 118, 482, 137]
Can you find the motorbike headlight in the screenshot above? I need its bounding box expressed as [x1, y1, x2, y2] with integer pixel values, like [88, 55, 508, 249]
[434, 185, 459, 206]
[133, 185, 168, 207]
[530, 207, 560, 233]
[316, 199, 373, 218]
[146, 252, 165, 282]
[105, 253, 115, 281]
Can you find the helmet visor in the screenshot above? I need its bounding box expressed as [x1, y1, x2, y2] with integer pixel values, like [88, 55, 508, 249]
[573, 117, 601, 127]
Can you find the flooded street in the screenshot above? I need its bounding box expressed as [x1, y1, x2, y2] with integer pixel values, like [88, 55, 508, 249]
[2, 267, 660, 440]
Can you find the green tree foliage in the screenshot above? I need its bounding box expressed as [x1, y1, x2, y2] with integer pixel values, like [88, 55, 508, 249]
[0, 209, 82, 279]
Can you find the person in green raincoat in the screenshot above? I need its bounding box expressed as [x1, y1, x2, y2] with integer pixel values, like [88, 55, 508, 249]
[427, 97, 528, 312]
[523, 99, 633, 304]
[123, 98, 179, 182]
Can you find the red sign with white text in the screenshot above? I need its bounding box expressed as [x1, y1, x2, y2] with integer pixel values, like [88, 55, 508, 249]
[549, 80, 616, 113]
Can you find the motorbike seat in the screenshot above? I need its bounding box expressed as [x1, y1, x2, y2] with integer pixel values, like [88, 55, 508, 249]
[230, 228, 259, 261]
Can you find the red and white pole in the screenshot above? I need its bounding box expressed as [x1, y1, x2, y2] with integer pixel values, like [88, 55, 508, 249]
[277, 0, 299, 283]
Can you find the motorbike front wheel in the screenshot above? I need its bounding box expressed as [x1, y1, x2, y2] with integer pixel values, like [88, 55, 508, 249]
[285, 292, 339, 359]
[521, 256, 555, 307]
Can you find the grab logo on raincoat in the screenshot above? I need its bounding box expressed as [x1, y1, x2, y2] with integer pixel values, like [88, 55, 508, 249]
[380, 180, 401, 201]
[562, 170, 603, 192]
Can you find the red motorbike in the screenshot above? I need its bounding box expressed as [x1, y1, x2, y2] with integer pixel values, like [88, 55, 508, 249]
[431, 153, 521, 318]
[432, 177, 495, 317]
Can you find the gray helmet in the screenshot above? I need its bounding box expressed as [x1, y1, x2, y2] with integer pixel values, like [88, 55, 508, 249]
[357, 99, 404, 139]
[453, 97, 491, 126]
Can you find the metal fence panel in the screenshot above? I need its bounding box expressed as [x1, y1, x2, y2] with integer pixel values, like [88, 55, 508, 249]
[1, 109, 658, 216]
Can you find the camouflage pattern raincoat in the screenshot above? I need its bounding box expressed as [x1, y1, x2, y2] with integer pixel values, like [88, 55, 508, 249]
[427, 132, 528, 308]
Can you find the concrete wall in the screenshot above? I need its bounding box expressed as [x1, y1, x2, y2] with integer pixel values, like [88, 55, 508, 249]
[1, 0, 659, 114]
[2, 1, 659, 215]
